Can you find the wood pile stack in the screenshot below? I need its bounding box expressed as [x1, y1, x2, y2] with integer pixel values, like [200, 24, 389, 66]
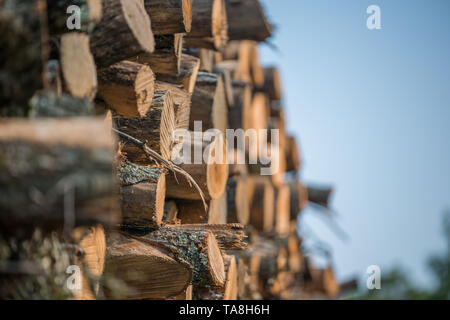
[0, 0, 340, 300]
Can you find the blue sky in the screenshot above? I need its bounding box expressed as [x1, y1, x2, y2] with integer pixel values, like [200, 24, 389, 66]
[259, 0, 450, 287]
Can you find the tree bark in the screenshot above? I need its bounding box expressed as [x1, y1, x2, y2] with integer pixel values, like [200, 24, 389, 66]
[285, 135, 300, 173]
[0, 118, 119, 229]
[225, 0, 272, 42]
[157, 54, 200, 94]
[143, 0, 192, 34]
[307, 185, 333, 208]
[90, 0, 154, 69]
[131, 34, 183, 75]
[29, 90, 94, 117]
[247, 176, 274, 232]
[155, 81, 191, 130]
[117, 161, 166, 229]
[97, 61, 155, 118]
[113, 89, 175, 163]
[288, 181, 308, 220]
[226, 80, 252, 131]
[103, 231, 192, 299]
[274, 184, 290, 237]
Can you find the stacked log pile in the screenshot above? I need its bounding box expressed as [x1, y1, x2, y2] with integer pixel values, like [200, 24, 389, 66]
[0, 0, 340, 300]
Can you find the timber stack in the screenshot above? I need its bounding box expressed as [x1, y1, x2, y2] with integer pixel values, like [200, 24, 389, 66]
[0, 0, 340, 300]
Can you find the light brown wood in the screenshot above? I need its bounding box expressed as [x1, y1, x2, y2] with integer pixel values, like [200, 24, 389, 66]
[131, 34, 183, 75]
[97, 61, 155, 118]
[60, 33, 97, 100]
[155, 81, 191, 130]
[143, 0, 192, 34]
[189, 72, 229, 134]
[167, 131, 228, 200]
[104, 231, 192, 299]
[285, 135, 301, 173]
[117, 161, 166, 229]
[227, 80, 252, 131]
[167, 284, 193, 300]
[0, 117, 119, 229]
[222, 254, 238, 300]
[225, 0, 272, 42]
[262, 67, 282, 100]
[90, 0, 154, 68]
[288, 181, 308, 220]
[113, 89, 175, 163]
[156, 54, 200, 93]
[226, 177, 250, 225]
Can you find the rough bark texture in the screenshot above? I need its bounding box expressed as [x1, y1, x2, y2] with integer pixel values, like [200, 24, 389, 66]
[90, 0, 154, 69]
[225, 0, 272, 41]
[29, 90, 94, 117]
[0, 118, 119, 229]
[131, 34, 183, 75]
[113, 89, 175, 163]
[157, 54, 200, 93]
[143, 0, 192, 34]
[117, 161, 166, 229]
[104, 231, 193, 299]
[97, 60, 155, 118]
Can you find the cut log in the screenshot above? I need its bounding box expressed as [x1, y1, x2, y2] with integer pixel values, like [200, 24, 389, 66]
[226, 177, 250, 225]
[156, 54, 200, 93]
[285, 135, 301, 173]
[185, 0, 228, 51]
[175, 190, 226, 224]
[184, 47, 215, 72]
[307, 185, 333, 208]
[167, 132, 228, 200]
[225, 0, 272, 42]
[71, 225, 106, 300]
[274, 184, 290, 237]
[155, 81, 191, 130]
[167, 285, 193, 300]
[226, 80, 252, 131]
[137, 228, 225, 287]
[117, 161, 166, 229]
[262, 67, 281, 100]
[113, 89, 175, 163]
[131, 34, 183, 75]
[90, 0, 154, 69]
[167, 223, 247, 251]
[227, 148, 248, 177]
[29, 90, 93, 117]
[59, 33, 98, 100]
[189, 72, 229, 134]
[143, 0, 192, 34]
[47, 0, 102, 35]
[103, 231, 192, 299]
[247, 176, 274, 232]
[0, 1, 46, 116]
[287, 232, 303, 273]
[0, 118, 119, 229]
[97, 61, 155, 118]
[248, 142, 286, 187]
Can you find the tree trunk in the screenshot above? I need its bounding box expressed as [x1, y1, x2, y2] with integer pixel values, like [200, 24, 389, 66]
[103, 231, 192, 299]
[185, 0, 228, 51]
[117, 161, 166, 229]
[131, 34, 183, 75]
[137, 228, 225, 287]
[175, 190, 227, 224]
[143, 0, 192, 34]
[97, 61, 155, 118]
[155, 81, 191, 130]
[189, 72, 229, 134]
[167, 133, 228, 200]
[113, 89, 175, 163]
[157, 54, 200, 94]
[226, 177, 250, 225]
[225, 0, 272, 41]
[0, 118, 119, 229]
[90, 0, 154, 69]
